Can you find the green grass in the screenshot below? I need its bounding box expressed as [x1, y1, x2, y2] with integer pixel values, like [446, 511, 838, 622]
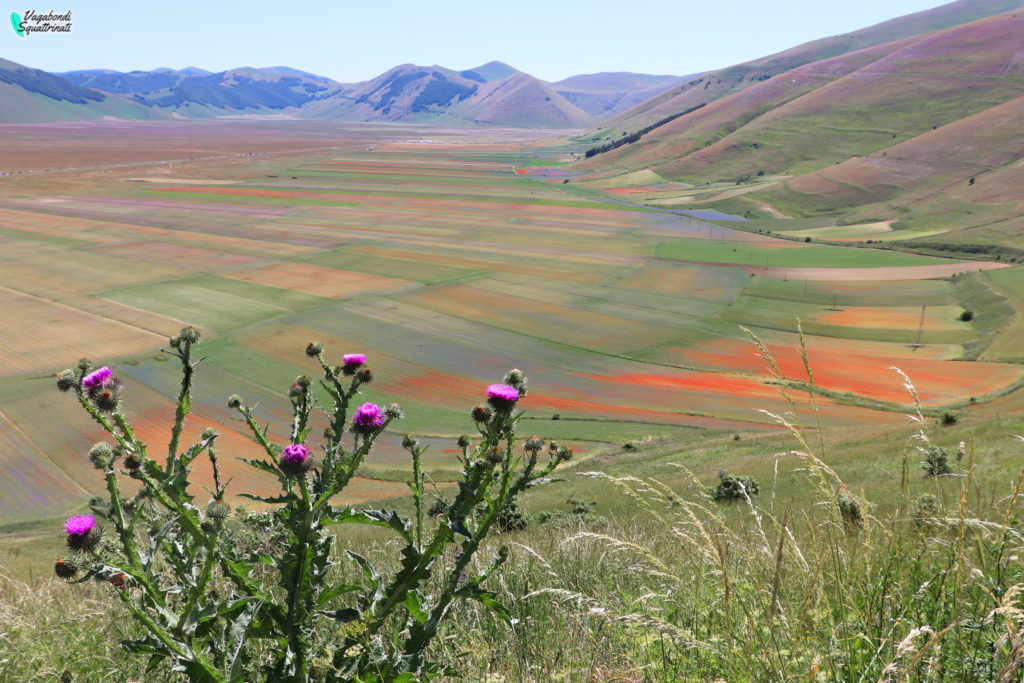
[102, 274, 327, 332]
[742, 276, 956, 307]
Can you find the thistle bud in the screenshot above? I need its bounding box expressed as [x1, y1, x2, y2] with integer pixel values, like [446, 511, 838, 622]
[77, 358, 92, 372]
[556, 446, 573, 461]
[384, 403, 404, 420]
[323, 426, 336, 440]
[227, 394, 242, 409]
[485, 445, 504, 465]
[206, 499, 231, 520]
[357, 367, 373, 384]
[54, 557, 81, 579]
[168, 335, 181, 348]
[88, 442, 114, 470]
[524, 436, 545, 454]
[503, 369, 527, 396]
[123, 452, 142, 471]
[288, 383, 304, 399]
[201, 427, 219, 440]
[93, 387, 120, 412]
[402, 434, 419, 449]
[295, 375, 311, 389]
[457, 435, 471, 448]
[56, 369, 78, 392]
[471, 404, 493, 423]
[305, 341, 323, 357]
[179, 326, 201, 344]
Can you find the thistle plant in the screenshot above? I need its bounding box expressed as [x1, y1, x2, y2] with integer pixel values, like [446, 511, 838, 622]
[53, 328, 565, 681]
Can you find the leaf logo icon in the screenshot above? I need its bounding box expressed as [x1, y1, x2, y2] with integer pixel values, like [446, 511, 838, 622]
[10, 12, 24, 36]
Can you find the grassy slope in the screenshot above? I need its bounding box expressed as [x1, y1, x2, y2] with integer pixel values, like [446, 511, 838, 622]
[576, 0, 1024, 141]
[0, 81, 166, 123]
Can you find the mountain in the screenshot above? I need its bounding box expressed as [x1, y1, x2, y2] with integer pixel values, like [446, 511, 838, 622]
[0, 57, 165, 123]
[553, 72, 689, 117]
[572, 0, 1024, 243]
[52, 61, 595, 127]
[303, 64, 594, 128]
[59, 66, 345, 117]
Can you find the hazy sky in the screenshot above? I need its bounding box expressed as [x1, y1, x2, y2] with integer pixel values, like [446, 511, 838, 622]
[4, 0, 951, 82]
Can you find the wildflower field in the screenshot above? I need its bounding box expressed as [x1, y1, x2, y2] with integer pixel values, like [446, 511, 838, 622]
[2, 122, 1024, 680]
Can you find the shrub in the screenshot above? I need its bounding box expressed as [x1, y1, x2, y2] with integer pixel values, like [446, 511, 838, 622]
[922, 445, 952, 476]
[941, 411, 959, 426]
[710, 472, 759, 502]
[837, 492, 864, 528]
[912, 493, 941, 528]
[538, 497, 604, 528]
[52, 328, 566, 681]
[959, 310, 974, 322]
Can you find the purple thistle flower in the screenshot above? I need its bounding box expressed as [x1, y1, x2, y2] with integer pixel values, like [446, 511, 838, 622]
[352, 402, 384, 434]
[65, 514, 100, 551]
[281, 444, 309, 466]
[81, 366, 112, 390]
[65, 514, 95, 537]
[342, 353, 367, 376]
[486, 383, 520, 411]
[279, 443, 312, 475]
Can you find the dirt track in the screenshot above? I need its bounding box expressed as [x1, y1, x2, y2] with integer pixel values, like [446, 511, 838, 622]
[657, 257, 1008, 280]
[766, 261, 1009, 281]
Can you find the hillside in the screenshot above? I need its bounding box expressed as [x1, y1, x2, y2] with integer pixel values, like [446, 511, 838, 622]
[580, 0, 1023, 139]
[572, 1, 1024, 245]
[0, 58, 164, 123]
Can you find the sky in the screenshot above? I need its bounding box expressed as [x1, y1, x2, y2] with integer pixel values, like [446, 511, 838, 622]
[3, 0, 954, 82]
